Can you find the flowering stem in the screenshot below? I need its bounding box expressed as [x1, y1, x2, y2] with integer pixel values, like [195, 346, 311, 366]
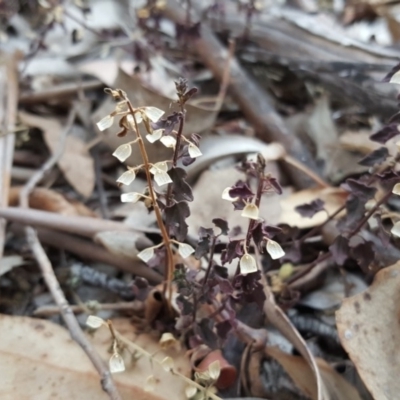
[166, 110, 185, 206]
[125, 99, 174, 302]
[244, 170, 264, 251]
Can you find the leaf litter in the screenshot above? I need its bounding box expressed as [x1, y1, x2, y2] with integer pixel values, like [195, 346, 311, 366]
[3, 1, 400, 399]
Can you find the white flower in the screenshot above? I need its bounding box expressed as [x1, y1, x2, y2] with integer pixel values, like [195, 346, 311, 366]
[96, 114, 114, 131]
[208, 360, 221, 381]
[159, 333, 179, 350]
[240, 253, 258, 274]
[116, 169, 135, 185]
[144, 375, 156, 392]
[221, 187, 239, 202]
[393, 183, 400, 195]
[391, 221, 400, 237]
[150, 162, 172, 186]
[109, 353, 125, 373]
[160, 135, 177, 149]
[161, 356, 174, 371]
[146, 129, 163, 143]
[266, 240, 285, 260]
[188, 143, 202, 158]
[137, 247, 155, 262]
[185, 385, 197, 399]
[178, 242, 195, 258]
[121, 192, 142, 203]
[86, 315, 105, 329]
[143, 106, 165, 122]
[113, 144, 132, 162]
[241, 203, 259, 220]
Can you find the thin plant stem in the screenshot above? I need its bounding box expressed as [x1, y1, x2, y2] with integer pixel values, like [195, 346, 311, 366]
[125, 99, 175, 302]
[201, 235, 217, 290]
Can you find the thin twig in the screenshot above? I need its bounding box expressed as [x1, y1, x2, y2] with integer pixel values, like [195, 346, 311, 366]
[19, 107, 122, 400]
[0, 55, 18, 258]
[33, 301, 144, 317]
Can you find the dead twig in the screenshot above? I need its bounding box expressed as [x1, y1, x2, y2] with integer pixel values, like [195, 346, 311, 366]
[0, 54, 18, 258]
[0, 206, 160, 237]
[19, 107, 122, 400]
[19, 79, 103, 104]
[162, 0, 323, 189]
[33, 301, 144, 317]
[9, 224, 162, 283]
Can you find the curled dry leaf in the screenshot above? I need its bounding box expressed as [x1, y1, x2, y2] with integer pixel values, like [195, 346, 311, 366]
[336, 262, 400, 400]
[266, 347, 362, 400]
[0, 315, 191, 399]
[19, 112, 95, 198]
[9, 187, 97, 217]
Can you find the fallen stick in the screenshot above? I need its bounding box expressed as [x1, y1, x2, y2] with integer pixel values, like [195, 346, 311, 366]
[18, 106, 122, 400]
[0, 54, 18, 258]
[162, 0, 321, 189]
[19, 79, 103, 104]
[0, 206, 160, 238]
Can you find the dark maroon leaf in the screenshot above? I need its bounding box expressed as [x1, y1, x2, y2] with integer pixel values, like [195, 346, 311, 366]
[337, 196, 366, 232]
[196, 319, 218, 350]
[181, 145, 196, 166]
[358, 147, 389, 167]
[213, 265, 228, 278]
[176, 294, 194, 315]
[131, 277, 149, 301]
[234, 271, 266, 309]
[342, 179, 376, 201]
[195, 227, 214, 259]
[376, 169, 400, 183]
[165, 201, 190, 241]
[351, 242, 375, 272]
[216, 277, 234, 294]
[195, 236, 210, 259]
[182, 87, 198, 103]
[329, 235, 350, 266]
[229, 180, 254, 201]
[375, 214, 391, 248]
[190, 133, 201, 147]
[382, 62, 400, 82]
[169, 167, 193, 202]
[370, 123, 400, 144]
[268, 177, 283, 195]
[221, 240, 243, 264]
[212, 218, 229, 235]
[295, 199, 325, 218]
[151, 112, 181, 135]
[215, 320, 232, 341]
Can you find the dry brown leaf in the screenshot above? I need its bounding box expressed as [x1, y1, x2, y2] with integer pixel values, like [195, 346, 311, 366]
[279, 187, 348, 229]
[8, 187, 97, 217]
[94, 230, 152, 260]
[266, 347, 362, 400]
[336, 262, 400, 400]
[0, 314, 191, 400]
[19, 111, 95, 198]
[187, 165, 282, 238]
